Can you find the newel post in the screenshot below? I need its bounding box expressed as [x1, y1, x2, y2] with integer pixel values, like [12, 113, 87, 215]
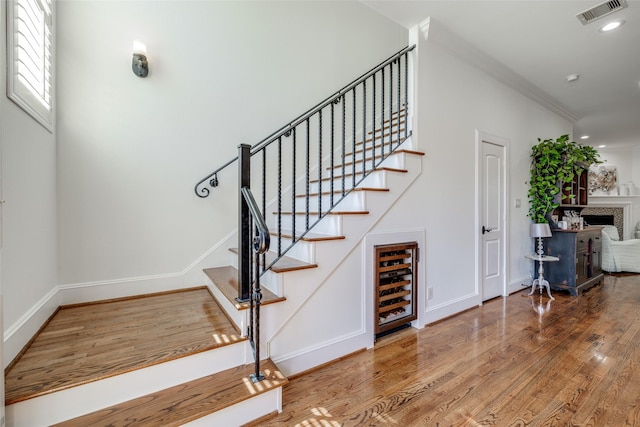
[237, 143, 251, 303]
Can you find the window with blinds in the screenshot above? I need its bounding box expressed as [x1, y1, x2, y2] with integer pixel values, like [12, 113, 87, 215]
[7, 0, 54, 132]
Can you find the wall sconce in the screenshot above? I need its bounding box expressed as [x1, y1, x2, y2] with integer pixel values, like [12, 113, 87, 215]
[132, 41, 148, 78]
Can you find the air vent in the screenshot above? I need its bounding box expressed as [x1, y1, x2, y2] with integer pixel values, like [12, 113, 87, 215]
[577, 0, 628, 25]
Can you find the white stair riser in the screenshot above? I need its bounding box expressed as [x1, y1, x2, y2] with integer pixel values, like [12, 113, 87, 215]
[294, 190, 366, 212]
[260, 269, 284, 297]
[268, 237, 316, 264]
[183, 388, 282, 427]
[6, 342, 249, 427]
[343, 141, 405, 164]
[327, 152, 405, 174]
[309, 169, 387, 193]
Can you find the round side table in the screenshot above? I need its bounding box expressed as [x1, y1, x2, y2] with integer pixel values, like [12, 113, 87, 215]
[525, 253, 559, 300]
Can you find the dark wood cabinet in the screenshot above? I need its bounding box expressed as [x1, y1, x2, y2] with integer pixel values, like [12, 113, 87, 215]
[375, 242, 418, 336]
[545, 227, 603, 296]
[560, 170, 589, 207]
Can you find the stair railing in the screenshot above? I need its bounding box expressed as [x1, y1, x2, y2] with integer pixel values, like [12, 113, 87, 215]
[239, 143, 270, 382]
[196, 46, 415, 381]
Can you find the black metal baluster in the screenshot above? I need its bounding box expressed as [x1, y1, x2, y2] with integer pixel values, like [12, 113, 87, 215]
[250, 246, 265, 383]
[277, 136, 282, 257]
[362, 80, 367, 177]
[352, 87, 356, 189]
[261, 149, 266, 271]
[318, 110, 323, 219]
[330, 100, 335, 209]
[389, 62, 393, 154]
[291, 127, 297, 242]
[404, 52, 409, 139]
[380, 67, 385, 161]
[396, 58, 401, 149]
[372, 74, 376, 171]
[305, 119, 310, 231]
[342, 93, 346, 198]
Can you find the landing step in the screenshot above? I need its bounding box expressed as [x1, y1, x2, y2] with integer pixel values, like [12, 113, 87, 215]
[204, 266, 286, 310]
[4, 287, 243, 406]
[53, 358, 288, 427]
[229, 248, 319, 273]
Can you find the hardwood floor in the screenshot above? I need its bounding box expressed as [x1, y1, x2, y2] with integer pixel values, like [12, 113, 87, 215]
[264, 273, 640, 426]
[4, 287, 243, 405]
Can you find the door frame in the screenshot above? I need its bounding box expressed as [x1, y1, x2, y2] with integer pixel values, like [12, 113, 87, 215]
[475, 130, 510, 301]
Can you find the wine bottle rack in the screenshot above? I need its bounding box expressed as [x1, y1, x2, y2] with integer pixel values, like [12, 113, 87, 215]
[375, 242, 418, 336]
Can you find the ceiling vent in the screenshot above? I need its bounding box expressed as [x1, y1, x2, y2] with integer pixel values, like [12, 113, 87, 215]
[577, 0, 628, 25]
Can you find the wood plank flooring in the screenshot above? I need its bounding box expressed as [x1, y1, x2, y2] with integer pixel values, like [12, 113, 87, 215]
[53, 358, 287, 427]
[5, 287, 244, 405]
[263, 273, 640, 426]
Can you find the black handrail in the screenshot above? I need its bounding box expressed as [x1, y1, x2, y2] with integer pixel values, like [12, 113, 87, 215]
[194, 156, 237, 198]
[198, 46, 415, 383]
[194, 44, 415, 198]
[241, 187, 270, 255]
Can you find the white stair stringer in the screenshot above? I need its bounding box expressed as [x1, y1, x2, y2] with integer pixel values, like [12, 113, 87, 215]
[6, 340, 249, 426]
[257, 138, 423, 376]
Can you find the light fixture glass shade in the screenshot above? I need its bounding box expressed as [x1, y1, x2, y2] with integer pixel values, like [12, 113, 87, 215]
[530, 223, 552, 238]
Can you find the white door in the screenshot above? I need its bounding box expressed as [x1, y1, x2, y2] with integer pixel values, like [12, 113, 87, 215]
[479, 137, 507, 301]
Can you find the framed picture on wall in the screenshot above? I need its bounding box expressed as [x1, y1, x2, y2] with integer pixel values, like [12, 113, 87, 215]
[589, 165, 617, 195]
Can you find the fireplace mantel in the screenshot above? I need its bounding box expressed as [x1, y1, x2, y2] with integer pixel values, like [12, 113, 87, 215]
[586, 196, 640, 240]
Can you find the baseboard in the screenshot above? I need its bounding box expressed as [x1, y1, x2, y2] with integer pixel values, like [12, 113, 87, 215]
[272, 329, 369, 377]
[3, 230, 237, 368]
[4, 288, 60, 367]
[508, 276, 532, 295]
[423, 292, 480, 325]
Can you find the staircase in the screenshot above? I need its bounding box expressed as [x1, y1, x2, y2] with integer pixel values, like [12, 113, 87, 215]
[4, 45, 421, 426]
[4, 288, 287, 426]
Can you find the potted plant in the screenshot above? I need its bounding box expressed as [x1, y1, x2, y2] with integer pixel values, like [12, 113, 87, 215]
[527, 134, 601, 224]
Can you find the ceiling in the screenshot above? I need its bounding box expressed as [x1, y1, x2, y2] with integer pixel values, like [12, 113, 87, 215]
[362, 0, 640, 150]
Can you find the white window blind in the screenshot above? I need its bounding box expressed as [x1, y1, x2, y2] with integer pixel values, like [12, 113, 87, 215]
[7, 0, 54, 132]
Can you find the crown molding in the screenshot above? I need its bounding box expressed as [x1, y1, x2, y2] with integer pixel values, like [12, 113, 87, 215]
[419, 17, 580, 123]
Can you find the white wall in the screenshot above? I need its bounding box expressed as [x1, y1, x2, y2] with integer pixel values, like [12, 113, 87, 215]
[256, 17, 575, 375]
[596, 148, 640, 192]
[370, 21, 571, 315]
[56, 0, 407, 286]
[1, 0, 59, 363]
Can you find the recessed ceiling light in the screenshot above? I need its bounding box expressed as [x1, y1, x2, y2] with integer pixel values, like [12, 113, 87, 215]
[599, 20, 624, 32]
[580, 135, 589, 140]
[598, 145, 607, 148]
[566, 74, 580, 82]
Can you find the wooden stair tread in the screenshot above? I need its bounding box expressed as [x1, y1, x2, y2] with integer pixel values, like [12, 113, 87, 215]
[308, 167, 408, 184]
[204, 266, 286, 310]
[327, 149, 425, 169]
[368, 118, 406, 134]
[4, 288, 245, 405]
[53, 358, 288, 427]
[276, 210, 369, 216]
[228, 248, 318, 273]
[271, 230, 346, 242]
[356, 129, 406, 146]
[295, 187, 390, 198]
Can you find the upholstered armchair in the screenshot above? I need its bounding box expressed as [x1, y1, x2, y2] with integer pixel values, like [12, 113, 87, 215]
[601, 225, 640, 273]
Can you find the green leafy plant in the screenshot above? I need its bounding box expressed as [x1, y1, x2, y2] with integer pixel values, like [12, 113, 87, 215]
[527, 135, 602, 223]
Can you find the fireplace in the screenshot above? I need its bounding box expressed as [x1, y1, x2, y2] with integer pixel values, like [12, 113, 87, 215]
[581, 214, 614, 225]
[581, 207, 623, 239]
